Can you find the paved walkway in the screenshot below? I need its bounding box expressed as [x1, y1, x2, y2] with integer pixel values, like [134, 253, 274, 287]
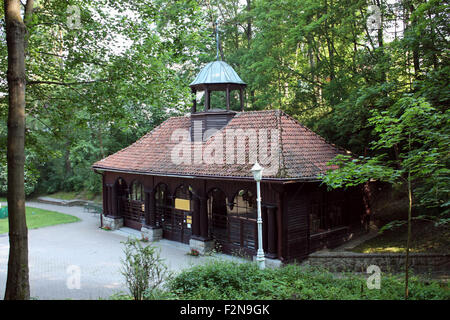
[0, 201, 240, 300]
[331, 229, 380, 252]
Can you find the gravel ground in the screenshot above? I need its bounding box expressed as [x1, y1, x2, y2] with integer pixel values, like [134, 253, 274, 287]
[0, 201, 240, 300]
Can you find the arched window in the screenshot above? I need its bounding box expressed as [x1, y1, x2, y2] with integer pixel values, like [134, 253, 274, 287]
[175, 184, 191, 200]
[155, 184, 170, 207]
[130, 181, 143, 201]
[116, 178, 128, 199]
[228, 190, 256, 217]
[208, 188, 228, 236]
[227, 189, 257, 251]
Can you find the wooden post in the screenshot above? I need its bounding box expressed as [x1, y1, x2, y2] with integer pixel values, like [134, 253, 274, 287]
[191, 88, 197, 113]
[199, 196, 209, 239]
[144, 188, 156, 227]
[192, 197, 201, 237]
[105, 183, 114, 216]
[240, 87, 244, 111]
[111, 183, 117, 217]
[102, 175, 107, 215]
[266, 206, 278, 259]
[262, 205, 268, 252]
[205, 87, 210, 111]
[226, 85, 230, 111]
[276, 190, 284, 260]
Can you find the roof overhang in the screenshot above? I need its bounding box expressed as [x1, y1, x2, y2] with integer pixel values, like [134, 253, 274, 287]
[92, 166, 321, 184]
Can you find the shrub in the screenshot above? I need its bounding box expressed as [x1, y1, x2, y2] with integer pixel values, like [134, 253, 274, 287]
[120, 238, 172, 300]
[168, 260, 450, 300]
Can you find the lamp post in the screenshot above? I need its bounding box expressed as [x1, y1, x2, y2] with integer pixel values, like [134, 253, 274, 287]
[251, 162, 265, 270]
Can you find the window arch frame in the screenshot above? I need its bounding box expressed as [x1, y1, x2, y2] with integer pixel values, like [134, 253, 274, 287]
[129, 180, 144, 202]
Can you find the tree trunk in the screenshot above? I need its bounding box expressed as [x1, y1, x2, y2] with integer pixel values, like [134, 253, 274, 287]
[4, 0, 31, 300]
[405, 135, 412, 300]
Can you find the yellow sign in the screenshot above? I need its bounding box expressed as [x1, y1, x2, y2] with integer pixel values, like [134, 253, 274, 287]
[186, 215, 192, 224]
[175, 198, 190, 211]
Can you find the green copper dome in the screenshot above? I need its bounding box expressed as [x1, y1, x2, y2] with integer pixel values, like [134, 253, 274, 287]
[190, 60, 246, 90]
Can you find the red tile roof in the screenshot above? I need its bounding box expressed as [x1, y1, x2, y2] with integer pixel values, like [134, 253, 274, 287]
[92, 110, 347, 180]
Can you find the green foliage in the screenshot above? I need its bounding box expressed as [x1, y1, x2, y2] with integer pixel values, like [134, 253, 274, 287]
[2, 0, 448, 211]
[0, 159, 39, 196]
[167, 260, 449, 300]
[322, 96, 449, 214]
[1, 0, 210, 197]
[120, 238, 172, 300]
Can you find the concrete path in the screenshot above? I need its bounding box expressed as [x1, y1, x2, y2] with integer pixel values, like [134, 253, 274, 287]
[0, 201, 241, 300]
[331, 230, 380, 252]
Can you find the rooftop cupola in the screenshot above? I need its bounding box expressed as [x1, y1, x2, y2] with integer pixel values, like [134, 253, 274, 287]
[189, 21, 246, 114]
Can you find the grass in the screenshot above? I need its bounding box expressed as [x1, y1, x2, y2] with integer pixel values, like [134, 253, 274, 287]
[0, 206, 80, 234]
[0, 197, 6, 203]
[352, 220, 450, 254]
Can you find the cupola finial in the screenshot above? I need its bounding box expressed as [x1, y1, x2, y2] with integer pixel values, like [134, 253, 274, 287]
[215, 19, 220, 61]
[189, 19, 246, 114]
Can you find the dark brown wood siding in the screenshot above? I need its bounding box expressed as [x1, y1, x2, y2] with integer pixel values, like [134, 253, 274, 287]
[102, 171, 364, 262]
[190, 112, 236, 141]
[283, 183, 310, 262]
[282, 182, 365, 262]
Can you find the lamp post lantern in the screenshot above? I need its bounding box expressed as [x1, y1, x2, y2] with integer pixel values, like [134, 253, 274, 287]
[251, 162, 265, 269]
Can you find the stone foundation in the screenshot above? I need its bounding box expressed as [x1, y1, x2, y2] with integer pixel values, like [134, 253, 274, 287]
[102, 215, 123, 230]
[304, 251, 450, 274]
[140, 225, 163, 242]
[189, 238, 215, 255]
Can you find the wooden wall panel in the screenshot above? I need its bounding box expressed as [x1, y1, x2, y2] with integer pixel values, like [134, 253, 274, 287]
[284, 184, 310, 262]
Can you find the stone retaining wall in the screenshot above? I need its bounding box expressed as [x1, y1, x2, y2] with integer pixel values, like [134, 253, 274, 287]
[304, 251, 450, 274]
[37, 197, 98, 207]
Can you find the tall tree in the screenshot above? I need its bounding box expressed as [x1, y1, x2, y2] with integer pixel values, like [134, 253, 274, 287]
[3, 0, 34, 300]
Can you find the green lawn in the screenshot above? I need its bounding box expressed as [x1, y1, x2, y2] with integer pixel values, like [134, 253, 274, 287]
[0, 197, 6, 203]
[0, 206, 80, 234]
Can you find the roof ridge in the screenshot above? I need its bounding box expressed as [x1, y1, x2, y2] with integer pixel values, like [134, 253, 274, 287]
[235, 109, 280, 117]
[274, 109, 285, 178]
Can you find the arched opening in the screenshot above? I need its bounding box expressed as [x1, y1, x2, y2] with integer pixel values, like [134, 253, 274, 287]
[207, 188, 228, 244]
[122, 180, 145, 229]
[229, 190, 256, 217]
[207, 188, 257, 255]
[172, 184, 193, 244]
[114, 177, 128, 217]
[228, 190, 257, 252]
[155, 183, 193, 244]
[155, 183, 171, 230]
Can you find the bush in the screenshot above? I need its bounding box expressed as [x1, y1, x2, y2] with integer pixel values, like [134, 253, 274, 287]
[120, 238, 172, 300]
[168, 260, 450, 300]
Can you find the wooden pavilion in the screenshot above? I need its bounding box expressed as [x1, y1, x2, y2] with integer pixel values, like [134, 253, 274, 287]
[92, 59, 368, 264]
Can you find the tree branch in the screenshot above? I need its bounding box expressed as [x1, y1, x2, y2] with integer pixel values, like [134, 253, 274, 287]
[27, 79, 110, 86]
